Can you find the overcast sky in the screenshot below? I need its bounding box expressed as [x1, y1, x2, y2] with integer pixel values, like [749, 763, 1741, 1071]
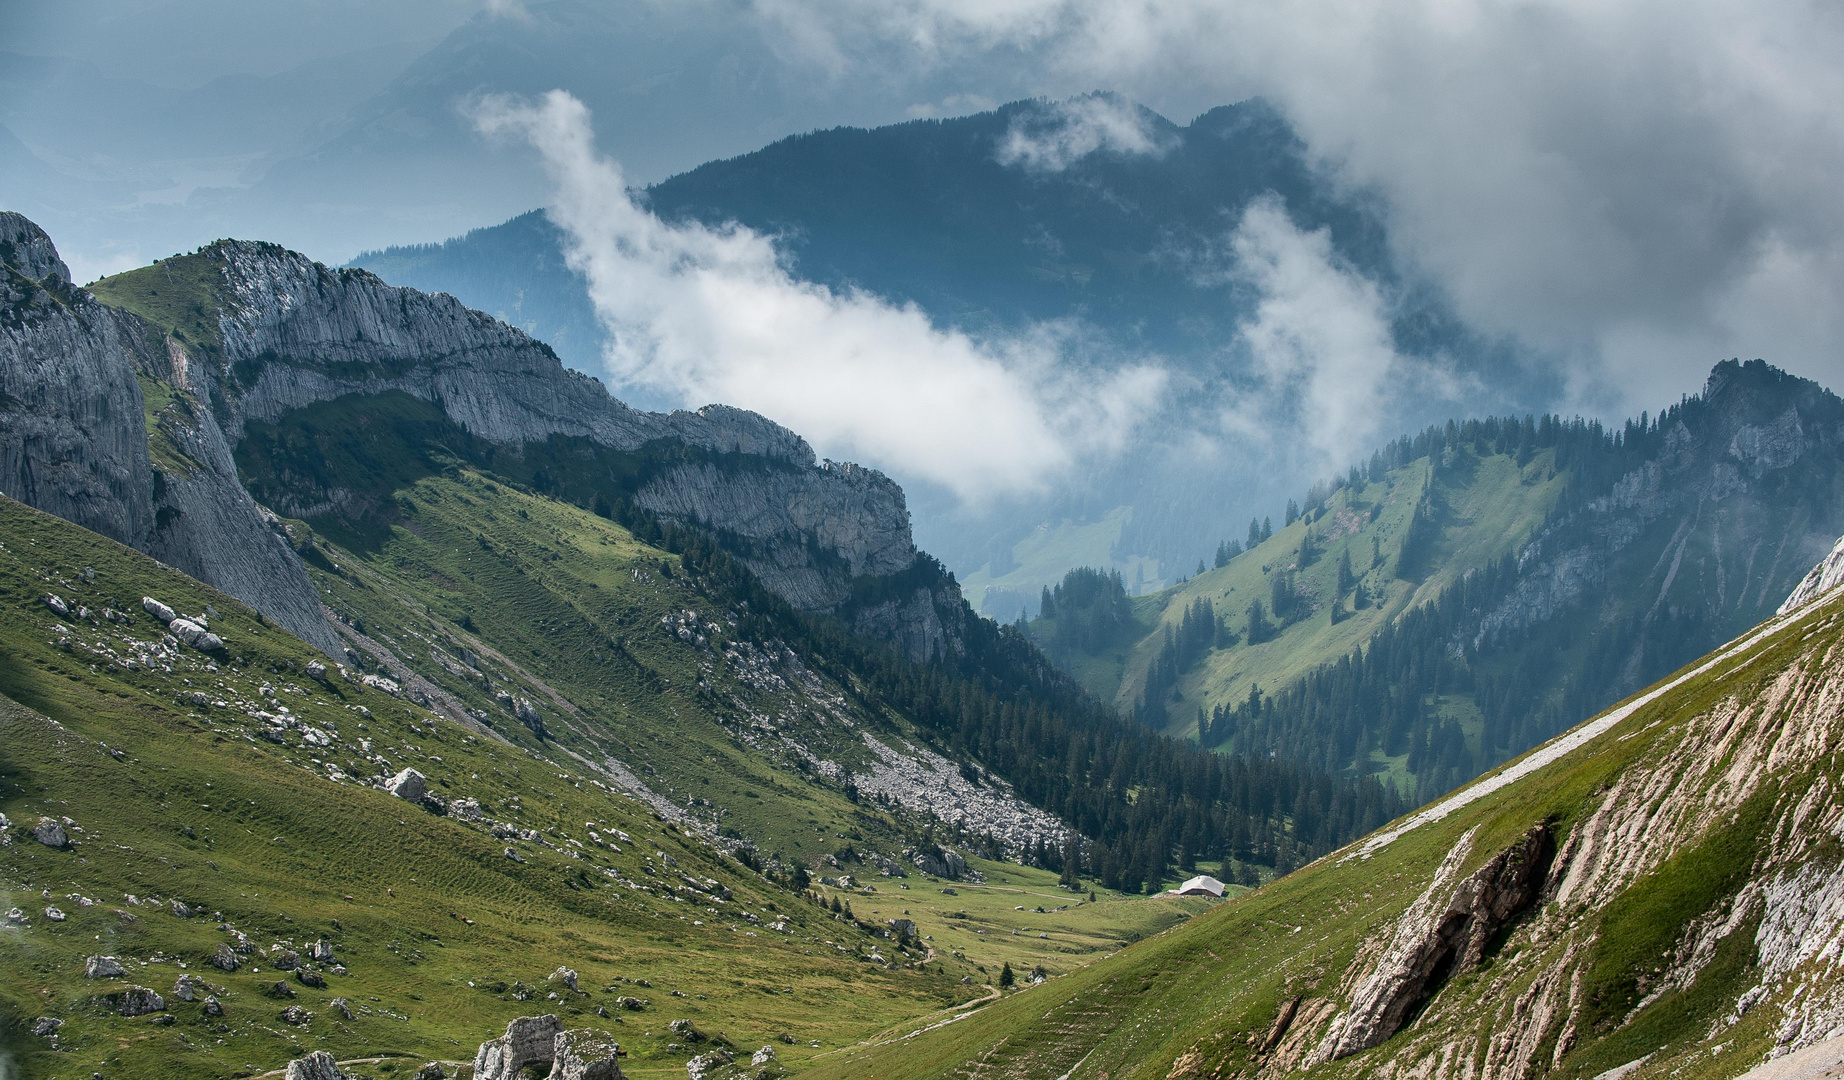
[7, 0, 1843, 436]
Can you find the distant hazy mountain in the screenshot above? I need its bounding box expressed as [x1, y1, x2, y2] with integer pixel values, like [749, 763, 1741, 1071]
[356, 95, 1542, 596]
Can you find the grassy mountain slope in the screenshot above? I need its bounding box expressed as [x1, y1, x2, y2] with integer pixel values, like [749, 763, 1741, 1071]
[0, 492, 1209, 1080]
[1035, 448, 1562, 723]
[810, 561, 1844, 1080]
[1036, 363, 1844, 805]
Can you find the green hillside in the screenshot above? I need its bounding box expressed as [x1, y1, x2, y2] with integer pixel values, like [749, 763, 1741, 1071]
[0, 493, 1210, 1079]
[1033, 366, 1844, 804]
[1033, 446, 1563, 727]
[811, 556, 1844, 1080]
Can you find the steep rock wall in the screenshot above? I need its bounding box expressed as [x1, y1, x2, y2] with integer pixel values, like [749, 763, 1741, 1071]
[0, 213, 341, 653]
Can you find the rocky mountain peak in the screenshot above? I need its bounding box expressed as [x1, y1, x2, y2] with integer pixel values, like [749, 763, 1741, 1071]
[0, 210, 70, 285]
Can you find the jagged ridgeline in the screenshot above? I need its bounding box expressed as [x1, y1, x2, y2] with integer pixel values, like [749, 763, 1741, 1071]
[814, 539, 1844, 1080]
[1033, 360, 1844, 803]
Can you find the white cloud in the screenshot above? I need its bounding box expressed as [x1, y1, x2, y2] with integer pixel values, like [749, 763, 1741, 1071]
[1219, 195, 1407, 470]
[748, 0, 1844, 414]
[471, 90, 1166, 503]
[995, 93, 1173, 172]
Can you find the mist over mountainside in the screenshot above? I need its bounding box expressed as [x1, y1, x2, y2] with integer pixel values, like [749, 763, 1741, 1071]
[1029, 358, 1844, 804]
[356, 94, 1542, 604]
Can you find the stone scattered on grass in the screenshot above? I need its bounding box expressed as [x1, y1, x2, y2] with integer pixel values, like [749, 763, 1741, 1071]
[284, 1050, 346, 1080]
[686, 1047, 734, 1080]
[279, 1004, 313, 1025]
[31, 1017, 61, 1037]
[204, 996, 224, 1017]
[211, 943, 241, 971]
[142, 597, 177, 624]
[173, 974, 206, 1001]
[32, 816, 69, 848]
[297, 969, 327, 989]
[117, 986, 165, 1017]
[44, 905, 65, 921]
[43, 593, 69, 617]
[85, 955, 126, 979]
[472, 1014, 563, 1080]
[387, 768, 428, 802]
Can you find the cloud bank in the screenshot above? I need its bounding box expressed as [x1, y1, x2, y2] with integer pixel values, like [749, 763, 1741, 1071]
[751, 0, 1844, 414]
[472, 90, 1166, 503]
[1222, 196, 1408, 472]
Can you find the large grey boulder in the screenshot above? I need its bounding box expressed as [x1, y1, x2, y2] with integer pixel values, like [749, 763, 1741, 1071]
[142, 597, 178, 624]
[117, 986, 165, 1016]
[32, 817, 68, 848]
[284, 1050, 347, 1080]
[169, 618, 225, 652]
[84, 955, 126, 979]
[386, 768, 427, 802]
[211, 942, 241, 971]
[686, 1048, 734, 1080]
[549, 1028, 625, 1079]
[473, 1014, 563, 1080]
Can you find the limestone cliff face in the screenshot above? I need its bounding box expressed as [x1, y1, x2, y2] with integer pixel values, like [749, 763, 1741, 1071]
[0, 214, 154, 550]
[0, 213, 342, 653]
[188, 239, 944, 658]
[2, 220, 950, 662]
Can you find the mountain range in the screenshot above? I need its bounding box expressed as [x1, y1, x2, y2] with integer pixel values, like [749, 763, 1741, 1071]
[351, 93, 1539, 603]
[10, 194, 1844, 1080]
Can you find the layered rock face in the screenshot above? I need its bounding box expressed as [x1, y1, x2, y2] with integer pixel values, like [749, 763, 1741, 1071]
[147, 238, 943, 659]
[0, 213, 341, 653]
[1, 216, 951, 661]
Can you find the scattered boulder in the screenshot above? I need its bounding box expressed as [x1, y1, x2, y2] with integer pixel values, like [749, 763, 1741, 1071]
[211, 943, 241, 971]
[331, 997, 354, 1020]
[279, 1005, 313, 1025]
[284, 1050, 345, 1080]
[449, 797, 484, 821]
[85, 955, 126, 979]
[118, 986, 165, 1017]
[615, 996, 647, 1011]
[305, 660, 329, 683]
[203, 995, 224, 1017]
[415, 1064, 447, 1080]
[265, 980, 297, 999]
[141, 597, 177, 624]
[297, 969, 328, 989]
[515, 698, 545, 733]
[32, 816, 69, 849]
[549, 1028, 625, 1080]
[0, 907, 19, 927]
[550, 966, 580, 993]
[173, 974, 206, 1002]
[272, 949, 301, 971]
[686, 1048, 734, 1080]
[386, 768, 428, 803]
[31, 1017, 61, 1037]
[169, 618, 225, 652]
[668, 1019, 703, 1042]
[473, 1014, 563, 1080]
[44, 905, 65, 921]
[43, 593, 69, 617]
[170, 898, 192, 918]
[309, 938, 337, 962]
[752, 1046, 778, 1066]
